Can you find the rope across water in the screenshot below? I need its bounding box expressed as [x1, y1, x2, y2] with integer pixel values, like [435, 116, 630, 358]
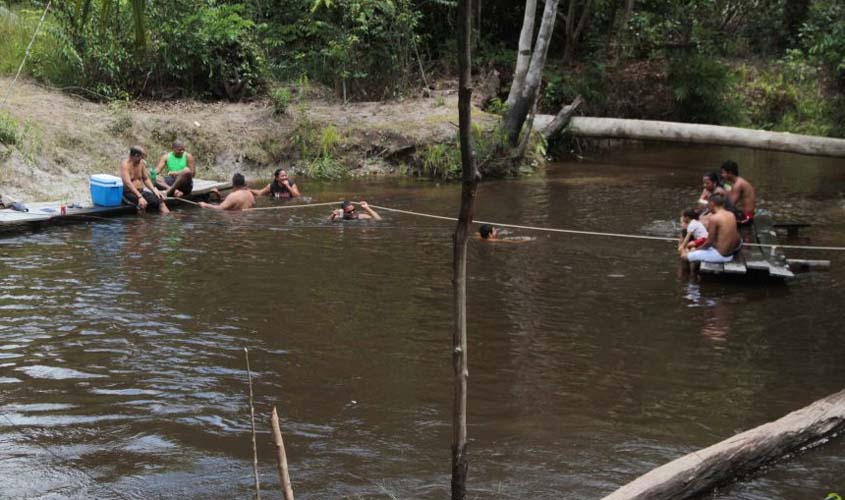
[167, 197, 845, 252]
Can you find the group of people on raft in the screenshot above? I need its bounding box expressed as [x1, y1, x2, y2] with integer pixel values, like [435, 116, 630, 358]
[118, 141, 381, 220]
[678, 160, 757, 269]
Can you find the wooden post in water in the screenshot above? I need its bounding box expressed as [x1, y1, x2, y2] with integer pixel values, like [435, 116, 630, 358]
[602, 389, 845, 500]
[271, 407, 295, 500]
[451, 0, 479, 498]
[244, 348, 262, 500]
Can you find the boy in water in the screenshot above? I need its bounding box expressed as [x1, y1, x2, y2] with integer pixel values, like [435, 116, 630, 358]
[477, 224, 534, 242]
[330, 201, 381, 221]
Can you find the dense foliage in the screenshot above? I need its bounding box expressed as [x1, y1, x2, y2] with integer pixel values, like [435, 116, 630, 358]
[1, 0, 844, 134]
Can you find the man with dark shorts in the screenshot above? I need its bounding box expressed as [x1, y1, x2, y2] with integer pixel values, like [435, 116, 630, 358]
[720, 160, 756, 225]
[155, 140, 195, 198]
[121, 145, 169, 214]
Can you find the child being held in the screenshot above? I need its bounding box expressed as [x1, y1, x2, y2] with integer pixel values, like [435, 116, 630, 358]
[678, 208, 708, 257]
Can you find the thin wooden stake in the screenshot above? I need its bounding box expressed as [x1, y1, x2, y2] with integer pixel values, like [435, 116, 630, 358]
[244, 347, 261, 500]
[271, 407, 295, 500]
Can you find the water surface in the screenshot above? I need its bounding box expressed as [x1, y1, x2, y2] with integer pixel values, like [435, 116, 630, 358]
[1, 145, 843, 499]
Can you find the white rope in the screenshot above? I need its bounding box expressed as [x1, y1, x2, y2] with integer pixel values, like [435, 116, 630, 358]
[171, 197, 845, 252]
[1, 0, 51, 107]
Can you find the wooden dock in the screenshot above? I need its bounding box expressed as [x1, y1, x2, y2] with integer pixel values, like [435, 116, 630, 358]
[698, 211, 795, 279]
[0, 178, 230, 230]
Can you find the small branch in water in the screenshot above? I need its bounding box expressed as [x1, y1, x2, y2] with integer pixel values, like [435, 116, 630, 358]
[271, 406, 295, 500]
[244, 347, 262, 500]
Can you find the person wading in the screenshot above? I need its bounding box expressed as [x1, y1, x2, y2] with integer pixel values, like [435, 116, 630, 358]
[198, 173, 255, 211]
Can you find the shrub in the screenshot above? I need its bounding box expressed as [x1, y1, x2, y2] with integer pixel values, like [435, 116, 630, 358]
[304, 156, 345, 180]
[0, 111, 18, 145]
[270, 87, 292, 115]
[107, 101, 133, 136]
[668, 55, 739, 125]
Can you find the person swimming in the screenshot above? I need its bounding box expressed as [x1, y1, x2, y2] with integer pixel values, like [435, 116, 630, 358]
[329, 200, 382, 221]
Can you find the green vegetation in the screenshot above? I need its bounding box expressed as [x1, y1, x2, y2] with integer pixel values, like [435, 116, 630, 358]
[0, 111, 19, 145]
[107, 101, 133, 136]
[270, 87, 292, 115]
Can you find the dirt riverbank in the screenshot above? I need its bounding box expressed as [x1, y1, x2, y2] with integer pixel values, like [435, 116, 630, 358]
[0, 77, 498, 202]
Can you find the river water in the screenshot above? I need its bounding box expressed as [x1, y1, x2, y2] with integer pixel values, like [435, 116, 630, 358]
[1, 145, 843, 499]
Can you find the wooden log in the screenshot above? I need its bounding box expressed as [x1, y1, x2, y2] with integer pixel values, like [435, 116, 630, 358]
[602, 389, 845, 500]
[244, 348, 262, 500]
[567, 117, 845, 158]
[271, 407, 295, 500]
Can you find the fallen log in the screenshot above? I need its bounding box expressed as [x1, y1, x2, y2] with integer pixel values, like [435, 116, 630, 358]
[567, 117, 845, 158]
[602, 389, 845, 500]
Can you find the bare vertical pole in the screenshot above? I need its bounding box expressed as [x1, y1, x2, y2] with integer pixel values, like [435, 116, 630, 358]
[452, 0, 478, 498]
[244, 348, 262, 500]
[271, 407, 295, 500]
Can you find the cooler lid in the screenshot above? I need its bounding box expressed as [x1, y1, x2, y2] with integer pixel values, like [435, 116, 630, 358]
[90, 174, 123, 187]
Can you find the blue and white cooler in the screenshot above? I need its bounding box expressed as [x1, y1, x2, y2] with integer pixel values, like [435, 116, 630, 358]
[90, 174, 124, 207]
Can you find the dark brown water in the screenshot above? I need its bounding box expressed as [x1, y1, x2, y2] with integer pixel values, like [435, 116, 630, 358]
[1, 145, 844, 499]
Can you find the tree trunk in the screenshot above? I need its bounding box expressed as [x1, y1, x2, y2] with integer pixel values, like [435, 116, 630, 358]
[602, 389, 845, 500]
[566, 117, 845, 158]
[451, 0, 478, 499]
[503, 0, 560, 145]
[505, 0, 538, 108]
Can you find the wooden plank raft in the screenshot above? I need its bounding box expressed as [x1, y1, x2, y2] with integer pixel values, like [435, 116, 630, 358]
[697, 211, 794, 279]
[0, 178, 231, 229]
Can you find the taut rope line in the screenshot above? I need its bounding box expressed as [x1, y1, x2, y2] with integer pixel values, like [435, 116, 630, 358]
[168, 198, 845, 252]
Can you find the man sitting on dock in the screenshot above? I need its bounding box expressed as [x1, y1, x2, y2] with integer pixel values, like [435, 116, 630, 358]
[684, 193, 741, 265]
[720, 160, 756, 225]
[198, 173, 255, 211]
[155, 140, 195, 198]
[121, 146, 170, 214]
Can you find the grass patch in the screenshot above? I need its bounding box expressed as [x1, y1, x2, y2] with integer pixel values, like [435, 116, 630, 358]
[0, 111, 19, 145]
[107, 101, 133, 136]
[270, 87, 292, 116]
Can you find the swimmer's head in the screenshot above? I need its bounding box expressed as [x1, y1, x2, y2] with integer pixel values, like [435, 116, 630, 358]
[709, 192, 726, 208]
[232, 172, 246, 188]
[479, 224, 496, 239]
[341, 200, 355, 213]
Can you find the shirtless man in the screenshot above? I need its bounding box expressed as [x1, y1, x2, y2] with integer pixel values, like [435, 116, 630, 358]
[720, 160, 756, 224]
[120, 145, 170, 214]
[329, 200, 381, 221]
[198, 173, 255, 211]
[476, 224, 534, 242]
[155, 140, 195, 198]
[684, 193, 741, 265]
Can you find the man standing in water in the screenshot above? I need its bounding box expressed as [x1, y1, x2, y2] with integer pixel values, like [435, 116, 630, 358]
[330, 200, 381, 221]
[720, 160, 756, 224]
[684, 193, 741, 265]
[155, 140, 195, 198]
[121, 145, 170, 214]
[198, 173, 255, 211]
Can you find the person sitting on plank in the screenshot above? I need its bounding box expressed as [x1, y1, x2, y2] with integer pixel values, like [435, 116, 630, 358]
[678, 208, 708, 256]
[198, 173, 255, 211]
[250, 168, 301, 199]
[330, 200, 381, 221]
[684, 193, 741, 265]
[155, 140, 195, 198]
[121, 145, 169, 214]
[720, 160, 756, 225]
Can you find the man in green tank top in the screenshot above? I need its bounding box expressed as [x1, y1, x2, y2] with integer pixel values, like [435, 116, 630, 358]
[155, 139, 195, 197]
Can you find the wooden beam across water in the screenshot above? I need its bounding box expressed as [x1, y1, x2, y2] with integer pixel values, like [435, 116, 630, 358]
[601, 389, 845, 500]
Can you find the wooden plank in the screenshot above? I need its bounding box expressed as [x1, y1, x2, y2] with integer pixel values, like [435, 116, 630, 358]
[768, 265, 795, 278]
[190, 179, 231, 197]
[601, 390, 845, 500]
[699, 262, 724, 273]
[786, 259, 831, 270]
[723, 260, 747, 274]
